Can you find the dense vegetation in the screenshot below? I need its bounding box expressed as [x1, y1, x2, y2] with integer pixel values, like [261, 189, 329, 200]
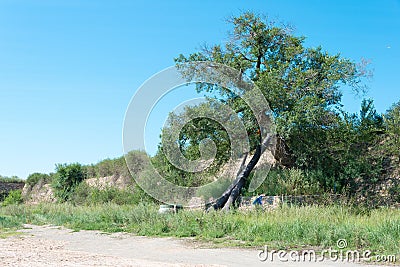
[17, 150, 153, 205]
[0, 203, 399, 260]
[1, 190, 23, 206]
[0, 175, 24, 202]
[154, 12, 400, 208]
[0, 175, 23, 183]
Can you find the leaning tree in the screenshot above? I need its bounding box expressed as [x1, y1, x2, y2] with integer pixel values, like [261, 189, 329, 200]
[158, 12, 368, 211]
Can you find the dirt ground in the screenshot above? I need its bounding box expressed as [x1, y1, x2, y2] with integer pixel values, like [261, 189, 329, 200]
[0, 224, 394, 267]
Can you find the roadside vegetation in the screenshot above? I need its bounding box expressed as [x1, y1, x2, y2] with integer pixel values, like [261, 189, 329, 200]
[0, 202, 399, 259]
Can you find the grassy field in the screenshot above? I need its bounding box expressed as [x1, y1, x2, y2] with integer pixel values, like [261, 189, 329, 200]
[0, 203, 399, 259]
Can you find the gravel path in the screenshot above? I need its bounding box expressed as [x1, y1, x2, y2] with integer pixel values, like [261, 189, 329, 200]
[0, 224, 394, 266]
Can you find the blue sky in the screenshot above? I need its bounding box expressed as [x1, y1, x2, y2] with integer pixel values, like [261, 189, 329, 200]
[1, 0, 399, 178]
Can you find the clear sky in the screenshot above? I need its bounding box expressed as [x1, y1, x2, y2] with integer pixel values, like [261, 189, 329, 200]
[1, 0, 399, 179]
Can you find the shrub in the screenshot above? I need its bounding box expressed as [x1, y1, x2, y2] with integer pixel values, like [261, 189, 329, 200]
[2, 190, 23, 206]
[26, 172, 52, 186]
[249, 168, 323, 196]
[83, 151, 146, 180]
[52, 163, 85, 202]
[70, 182, 157, 206]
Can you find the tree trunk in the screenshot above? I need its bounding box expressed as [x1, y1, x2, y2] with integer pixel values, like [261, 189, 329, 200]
[207, 134, 272, 211]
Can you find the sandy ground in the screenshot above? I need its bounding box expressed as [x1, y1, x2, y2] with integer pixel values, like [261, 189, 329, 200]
[0, 224, 395, 267]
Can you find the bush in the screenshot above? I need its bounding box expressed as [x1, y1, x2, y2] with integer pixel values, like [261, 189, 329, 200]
[249, 168, 323, 196]
[2, 190, 23, 206]
[26, 172, 52, 186]
[70, 182, 157, 206]
[52, 163, 85, 202]
[130, 184, 158, 204]
[83, 151, 146, 180]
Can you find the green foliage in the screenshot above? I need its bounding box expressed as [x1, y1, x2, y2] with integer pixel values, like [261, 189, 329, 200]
[0, 175, 23, 183]
[52, 163, 85, 202]
[84, 156, 129, 179]
[388, 183, 400, 203]
[26, 172, 53, 186]
[70, 182, 157, 206]
[130, 184, 159, 204]
[249, 168, 324, 196]
[0, 203, 399, 259]
[84, 150, 148, 181]
[289, 99, 385, 193]
[171, 12, 383, 200]
[2, 190, 23, 206]
[124, 150, 149, 177]
[151, 149, 214, 188]
[384, 101, 400, 161]
[335, 100, 385, 197]
[21, 150, 151, 205]
[0, 176, 24, 202]
[71, 183, 135, 205]
[176, 12, 366, 145]
[152, 102, 231, 188]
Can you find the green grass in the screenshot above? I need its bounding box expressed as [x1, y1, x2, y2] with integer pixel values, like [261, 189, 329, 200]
[0, 203, 399, 259]
[0, 231, 22, 238]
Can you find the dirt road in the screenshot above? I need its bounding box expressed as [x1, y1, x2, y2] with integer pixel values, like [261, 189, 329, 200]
[0, 224, 394, 266]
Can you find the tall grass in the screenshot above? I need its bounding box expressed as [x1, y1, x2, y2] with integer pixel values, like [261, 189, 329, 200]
[0, 203, 399, 258]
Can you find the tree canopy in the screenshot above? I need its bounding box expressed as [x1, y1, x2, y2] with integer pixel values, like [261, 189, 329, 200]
[152, 12, 396, 209]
